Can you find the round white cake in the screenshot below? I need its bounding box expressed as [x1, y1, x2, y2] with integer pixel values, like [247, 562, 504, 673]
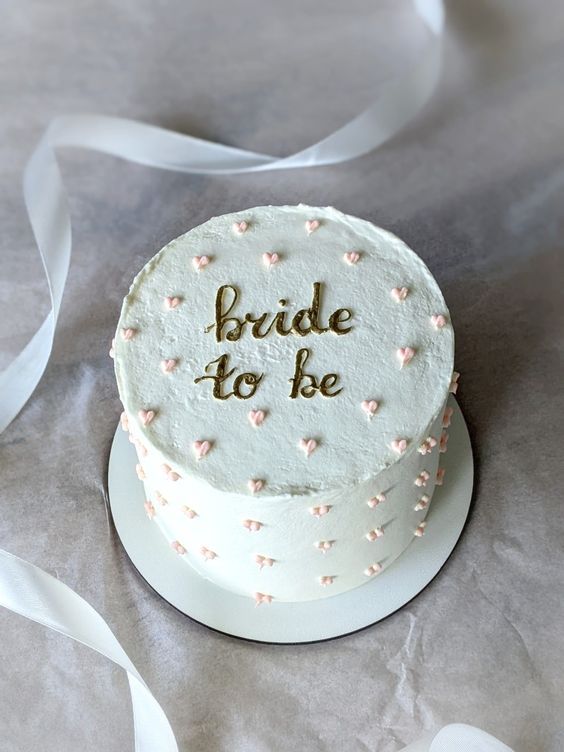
[113, 205, 456, 603]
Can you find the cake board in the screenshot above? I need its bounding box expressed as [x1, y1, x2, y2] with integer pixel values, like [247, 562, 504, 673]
[107, 396, 473, 644]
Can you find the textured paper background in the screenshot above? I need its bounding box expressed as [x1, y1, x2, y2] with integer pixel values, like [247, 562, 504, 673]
[1, 1, 563, 750]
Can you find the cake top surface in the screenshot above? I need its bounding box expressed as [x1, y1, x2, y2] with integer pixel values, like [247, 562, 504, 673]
[114, 205, 454, 496]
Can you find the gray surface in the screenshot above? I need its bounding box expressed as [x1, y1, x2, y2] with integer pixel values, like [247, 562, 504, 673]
[1, 1, 563, 750]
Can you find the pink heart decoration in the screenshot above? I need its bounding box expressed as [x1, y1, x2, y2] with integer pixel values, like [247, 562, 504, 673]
[160, 358, 178, 374]
[164, 296, 182, 310]
[396, 346, 415, 368]
[364, 563, 382, 577]
[121, 327, 137, 341]
[248, 409, 266, 427]
[391, 438, 408, 454]
[361, 399, 379, 418]
[182, 506, 198, 519]
[367, 493, 386, 508]
[155, 491, 168, 506]
[138, 409, 155, 426]
[442, 406, 454, 428]
[414, 495, 430, 511]
[254, 592, 273, 605]
[248, 479, 264, 494]
[144, 501, 155, 519]
[192, 255, 210, 270]
[193, 440, 212, 459]
[344, 251, 361, 265]
[316, 540, 333, 553]
[414, 470, 430, 487]
[171, 540, 186, 555]
[232, 220, 249, 234]
[431, 313, 447, 329]
[305, 219, 320, 235]
[439, 431, 449, 453]
[161, 463, 180, 481]
[255, 554, 275, 569]
[262, 251, 280, 268]
[310, 505, 331, 518]
[243, 519, 262, 532]
[299, 437, 318, 457]
[200, 546, 217, 560]
[135, 463, 146, 480]
[366, 527, 384, 541]
[391, 286, 409, 302]
[320, 576, 334, 586]
[414, 522, 427, 537]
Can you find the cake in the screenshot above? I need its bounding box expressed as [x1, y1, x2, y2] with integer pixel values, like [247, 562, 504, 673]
[112, 205, 456, 603]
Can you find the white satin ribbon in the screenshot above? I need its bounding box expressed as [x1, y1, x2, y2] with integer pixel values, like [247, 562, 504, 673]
[402, 724, 514, 751]
[0, 2, 500, 750]
[0, 548, 178, 752]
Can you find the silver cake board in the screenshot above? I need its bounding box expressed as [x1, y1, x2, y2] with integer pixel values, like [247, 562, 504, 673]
[107, 396, 473, 644]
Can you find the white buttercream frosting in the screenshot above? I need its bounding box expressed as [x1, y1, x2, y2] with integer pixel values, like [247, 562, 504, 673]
[114, 205, 454, 602]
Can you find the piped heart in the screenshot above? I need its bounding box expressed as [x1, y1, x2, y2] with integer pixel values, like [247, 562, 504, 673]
[233, 220, 249, 234]
[391, 286, 409, 302]
[262, 252, 280, 268]
[138, 409, 155, 426]
[310, 505, 331, 518]
[366, 527, 384, 541]
[364, 563, 382, 577]
[305, 219, 320, 235]
[414, 521, 427, 537]
[414, 495, 430, 511]
[255, 554, 275, 569]
[344, 251, 360, 265]
[200, 546, 217, 560]
[248, 409, 266, 427]
[248, 478, 264, 494]
[192, 255, 211, 271]
[243, 519, 263, 532]
[299, 437, 318, 457]
[391, 438, 408, 454]
[193, 440, 212, 460]
[254, 592, 273, 605]
[431, 313, 447, 329]
[121, 327, 137, 341]
[361, 399, 379, 418]
[396, 346, 415, 368]
[367, 493, 386, 508]
[160, 358, 178, 374]
[164, 296, 182, 310]
[161, 463, 180, 481]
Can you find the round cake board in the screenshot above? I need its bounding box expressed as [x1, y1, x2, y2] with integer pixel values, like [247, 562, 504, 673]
[107, 396, 473, 644]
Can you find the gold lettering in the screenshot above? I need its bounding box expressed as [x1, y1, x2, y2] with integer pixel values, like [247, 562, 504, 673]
[194, 354, 263, 400]
[328, 308, 353, 335]
[289, 348, 342, 399]
[214, 285, 243, 342]
[320, 373, 342, 397]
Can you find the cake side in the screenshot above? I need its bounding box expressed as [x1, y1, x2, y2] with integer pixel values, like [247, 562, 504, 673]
[126, 401, 450, 602]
